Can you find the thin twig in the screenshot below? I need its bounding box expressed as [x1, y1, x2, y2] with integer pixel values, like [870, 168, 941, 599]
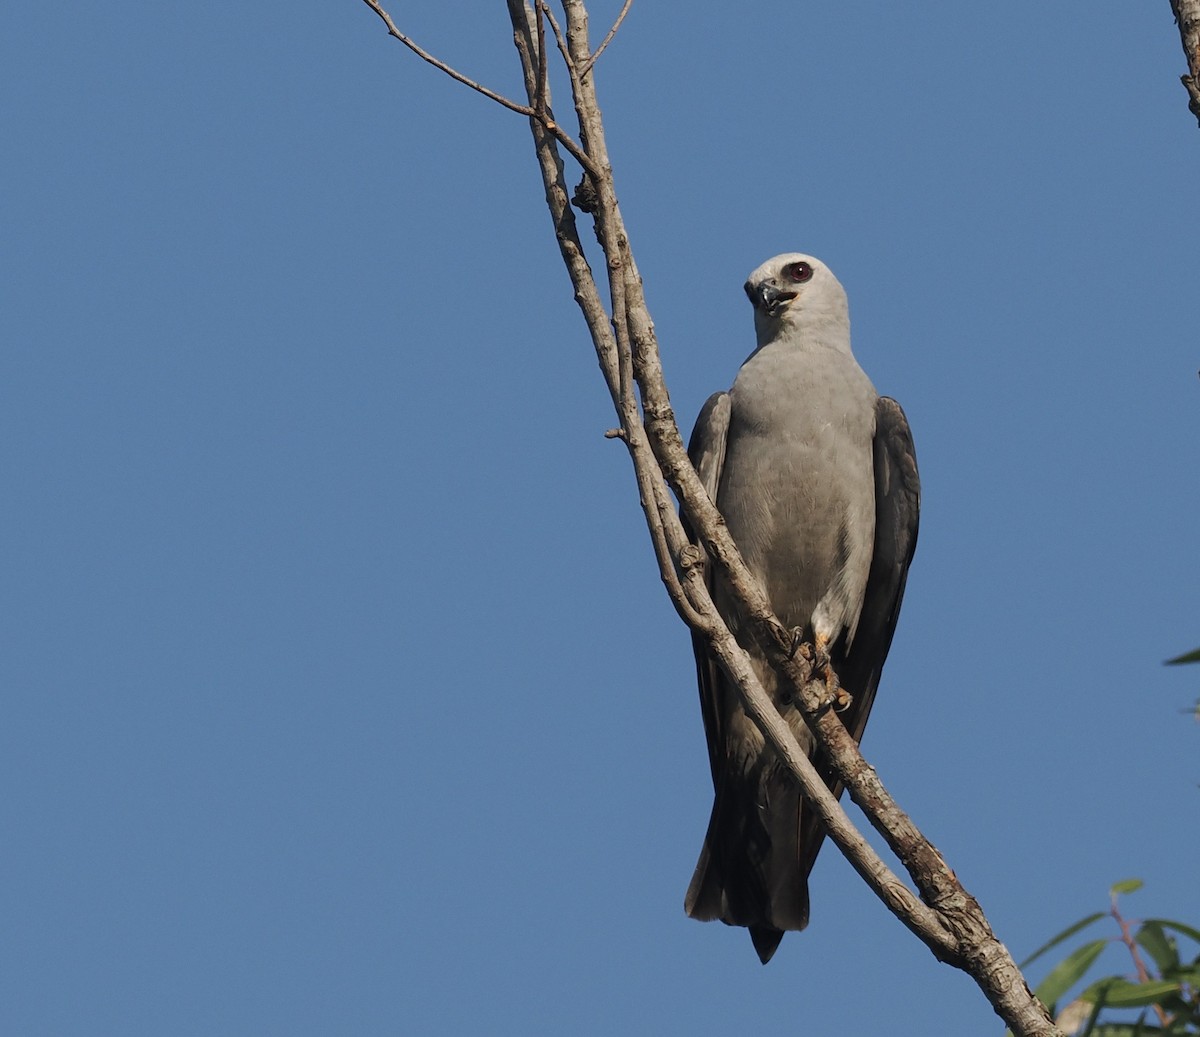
[359, 0, 531, 115]
[540, 3, 576, 77]
[534, 1, 548, 115]
[360, 0, 601, 176]
[1111, 895, 1171, 1028]
[580, 0, 633, 78]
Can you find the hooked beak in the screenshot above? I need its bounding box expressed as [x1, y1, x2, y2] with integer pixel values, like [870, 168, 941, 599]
[744, 279, 796, 318]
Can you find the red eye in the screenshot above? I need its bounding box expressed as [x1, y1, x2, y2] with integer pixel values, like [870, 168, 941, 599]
[783, 261, 813, 284]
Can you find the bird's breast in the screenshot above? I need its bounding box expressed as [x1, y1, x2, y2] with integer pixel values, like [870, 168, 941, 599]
[716, 346, 877, 636]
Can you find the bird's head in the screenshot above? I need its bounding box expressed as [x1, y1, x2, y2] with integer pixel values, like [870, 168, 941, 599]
[744, 253, 850, 348]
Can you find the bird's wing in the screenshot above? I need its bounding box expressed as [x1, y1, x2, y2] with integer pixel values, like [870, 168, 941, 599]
[683, 391, 730, 785]
[797, 396, 919, 885]
[837, 395, 921, 744]
[687, 391, 731, 512]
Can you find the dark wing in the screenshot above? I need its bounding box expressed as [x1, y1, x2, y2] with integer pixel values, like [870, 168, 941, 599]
[837, 395, 921, 743]
[682, 392, 730, 785]
[683, 390, 811, 960]
[798, 397, 919, 881]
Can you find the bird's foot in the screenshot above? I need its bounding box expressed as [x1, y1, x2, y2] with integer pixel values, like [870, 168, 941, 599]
[812, 641, 832, 677]
[810, 635, 850, 713]
[787, 627, 805, 660]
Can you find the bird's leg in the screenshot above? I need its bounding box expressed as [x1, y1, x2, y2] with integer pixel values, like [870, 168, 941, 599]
[785, 632, 850, 712]
[812, 633, 853, 714]
[811, 632, 832, 677]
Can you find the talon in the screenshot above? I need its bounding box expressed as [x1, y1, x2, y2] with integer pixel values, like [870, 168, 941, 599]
[833, 688, 853, 713]
[787, 627, 805, 659]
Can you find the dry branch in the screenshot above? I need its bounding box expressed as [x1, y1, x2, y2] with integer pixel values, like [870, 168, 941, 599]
[360, 2, 1065, 1034]
[580, 0, 633, 77]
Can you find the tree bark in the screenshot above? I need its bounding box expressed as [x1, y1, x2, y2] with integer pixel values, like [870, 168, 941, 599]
[1170, 0, 1200, 125]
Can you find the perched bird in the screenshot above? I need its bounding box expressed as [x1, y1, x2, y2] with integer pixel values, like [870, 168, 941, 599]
[683, 253, 920, 964]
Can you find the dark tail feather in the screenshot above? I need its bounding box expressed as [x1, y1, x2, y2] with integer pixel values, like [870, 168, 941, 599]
[750, 925, 784, 964]
[685, 766, 812, 962]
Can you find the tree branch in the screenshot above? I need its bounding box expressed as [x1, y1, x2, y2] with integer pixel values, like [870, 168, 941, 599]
[359, 0, 531, 115]
[539, 2, 577, 79]
[358, 0, 601, 176]
[364, 3, 1063, 1034]
[1169, 0, 1200, 126]
[1111, 894, 1171, 1028]
[580, 0, 633, 78]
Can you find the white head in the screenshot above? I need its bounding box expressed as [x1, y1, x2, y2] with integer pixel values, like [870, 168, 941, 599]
[744, 253, 851, 350]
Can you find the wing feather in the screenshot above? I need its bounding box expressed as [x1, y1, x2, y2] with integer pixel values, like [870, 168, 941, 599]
[683, 391, 730, 786]
[838, 395, 920, 743]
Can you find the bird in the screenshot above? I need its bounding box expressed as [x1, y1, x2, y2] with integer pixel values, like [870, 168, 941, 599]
[683, 253, 920, 964]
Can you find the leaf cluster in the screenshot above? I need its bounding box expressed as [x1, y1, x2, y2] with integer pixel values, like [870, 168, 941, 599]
[1015, 881, 1200, 1036]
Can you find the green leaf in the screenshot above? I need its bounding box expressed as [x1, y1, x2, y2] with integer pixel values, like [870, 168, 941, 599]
[1152, 993, 1200, 1022]
[1165, 646, 1200, 665]
[1034, 939, 1110, 1008]
[1021, 913, 1108, 967]
[1111, 878, 1145, 896]
[1144, 918, 1200, 946]
[1137, 921, 1180, 973]
[1165, 963, 1200, 986]
[1081, 977, 1181, 1007]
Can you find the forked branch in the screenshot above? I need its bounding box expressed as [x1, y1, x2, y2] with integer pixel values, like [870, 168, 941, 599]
[358, 0, 600, 175]
[580, 0, 633, 77]
[359, 3, 1063, 1034]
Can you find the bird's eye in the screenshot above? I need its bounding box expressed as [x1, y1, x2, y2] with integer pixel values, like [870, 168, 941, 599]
[783, 261, 813, 284]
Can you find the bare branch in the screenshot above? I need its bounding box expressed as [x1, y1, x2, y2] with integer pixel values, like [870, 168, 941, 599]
[362, 3, 1065, 1033]
[1111, 893, 1171, 1029]
[360, 0, 601, 176]
[581, 0, 634, 78]
[534, 1, 549, 115]
[359, 0, 532, 115]
[539, 2, 576, 77]
[1169, 0, 1200, 126]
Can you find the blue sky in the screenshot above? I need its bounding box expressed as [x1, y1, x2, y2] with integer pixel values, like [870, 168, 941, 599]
[3, 2, 1198, 1034]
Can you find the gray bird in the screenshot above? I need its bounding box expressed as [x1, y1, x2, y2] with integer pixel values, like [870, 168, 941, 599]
[683, 253, 920, 964]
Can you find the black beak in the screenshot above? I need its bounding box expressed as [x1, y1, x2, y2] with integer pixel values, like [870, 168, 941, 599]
[745, 280, 796, 317]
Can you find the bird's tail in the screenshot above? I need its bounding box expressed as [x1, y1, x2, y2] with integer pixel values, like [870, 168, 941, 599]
[684, 765, 812, 963]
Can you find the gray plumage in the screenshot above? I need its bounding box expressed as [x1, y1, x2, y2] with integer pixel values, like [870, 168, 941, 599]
[683, 253, 920, 964]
